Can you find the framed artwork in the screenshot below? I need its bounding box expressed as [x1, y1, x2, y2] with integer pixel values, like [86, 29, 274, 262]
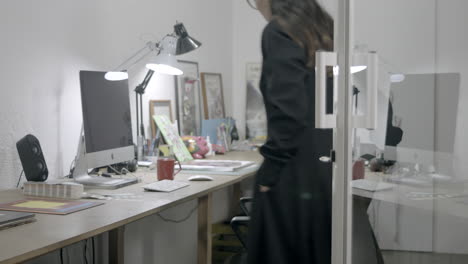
[149, 100, 173, 138]
[174, 60, 203, 136]
[200, 72, 225, 119]
[245, 63, 267, 139]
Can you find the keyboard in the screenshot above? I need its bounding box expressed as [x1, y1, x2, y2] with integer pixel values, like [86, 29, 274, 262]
[75, 176, 138, 189]
[142, 180, 189, 192]
[352, 179, 394, 192]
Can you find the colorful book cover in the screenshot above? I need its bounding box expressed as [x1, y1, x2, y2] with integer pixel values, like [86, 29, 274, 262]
[153, 115, 193, 162]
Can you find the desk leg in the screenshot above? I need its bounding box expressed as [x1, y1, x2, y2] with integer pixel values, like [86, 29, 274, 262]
[198, 193, 212, 264]
[352, 195, 384, 264]
[109, 226, 125, 264]
[230, 183, 242, 217]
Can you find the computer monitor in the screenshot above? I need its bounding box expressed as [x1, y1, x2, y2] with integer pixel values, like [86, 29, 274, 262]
[72, 71, 137, 188]
[356, 72, 460, 175]
[386, 73, 459, 173]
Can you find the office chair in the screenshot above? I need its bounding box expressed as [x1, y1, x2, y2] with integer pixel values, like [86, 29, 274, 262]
[224, 197, 252, 264]
[230, 197, 252, 248]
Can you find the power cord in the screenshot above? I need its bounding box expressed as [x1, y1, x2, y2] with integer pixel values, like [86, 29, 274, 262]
[108, 165, 124, 175]
[157, 205, 198, 224]
[92, 237, 95, 264]
[84, 239, 89, 264]
[60, 247, 65, 264]
[64, 157, 76, 178]
[16, 170, 24, 188]
[108, 165, 137, 179]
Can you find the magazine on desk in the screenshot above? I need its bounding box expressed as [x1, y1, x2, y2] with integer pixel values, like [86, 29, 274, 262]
[179, 160, 255, 172]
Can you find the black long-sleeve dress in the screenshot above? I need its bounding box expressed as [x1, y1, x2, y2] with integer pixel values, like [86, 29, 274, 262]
[247, 21, 333, 264]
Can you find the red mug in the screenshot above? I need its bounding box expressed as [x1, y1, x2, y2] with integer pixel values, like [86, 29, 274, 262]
[352, 160, 365, 180]
[157, 157, 181, 181]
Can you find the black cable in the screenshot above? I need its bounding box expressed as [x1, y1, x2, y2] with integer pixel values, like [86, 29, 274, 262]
[60, 248, 64, 264]
[108, 165, 123, 175]
[67, 157, 76, 178]
[16, 170, 24, 188]
[84, 239, 89, 264]
[92, 236, 96, 264]
[157, 205, 198, 223]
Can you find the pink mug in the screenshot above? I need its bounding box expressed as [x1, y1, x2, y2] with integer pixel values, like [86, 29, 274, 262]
[157, 157, 181, 181]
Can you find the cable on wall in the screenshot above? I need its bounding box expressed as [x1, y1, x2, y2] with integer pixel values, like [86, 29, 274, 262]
[16, 170, 24, 188]
[157, 205, 198, 224]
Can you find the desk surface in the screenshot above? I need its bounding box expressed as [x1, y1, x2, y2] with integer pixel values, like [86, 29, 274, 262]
[0, 151, 262, 264]
[353, 170, 468, 220]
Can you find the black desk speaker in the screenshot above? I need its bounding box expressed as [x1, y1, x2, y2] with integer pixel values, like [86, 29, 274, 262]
[16, 134, 48, 182]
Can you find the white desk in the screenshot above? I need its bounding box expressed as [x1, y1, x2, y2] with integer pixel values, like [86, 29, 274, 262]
[353, 170, 468, 259]
[353, 171, 468, 221]
[0, 151, 262, 264]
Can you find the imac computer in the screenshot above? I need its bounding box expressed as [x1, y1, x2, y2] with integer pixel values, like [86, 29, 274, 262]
[72, 70, 138, 189]
[386, 73, 459, 176]
[355, 71, 460, 179]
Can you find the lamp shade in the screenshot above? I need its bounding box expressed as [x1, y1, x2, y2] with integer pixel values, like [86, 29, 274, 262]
[390, 73, 405, 83]
[352, 52, 369, 74]
[146, 53, 183, 75]
[146, 36, 183, 76]
[104, 71, 129, 81]
[351, 66, 368, 74]
[174, 23, 202, 55]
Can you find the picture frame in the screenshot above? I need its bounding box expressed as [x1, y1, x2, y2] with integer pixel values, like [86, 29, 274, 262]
[149, 100, 173, 138]
[200, 72, 225, 119]
[174, 60, 203, 136]
[245, 63, 267, 140]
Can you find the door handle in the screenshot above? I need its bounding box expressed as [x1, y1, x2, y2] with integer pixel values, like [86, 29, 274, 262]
[319, 156, 332, 163]
[315, 51, 338, 129]
[319, 150, 336, 163]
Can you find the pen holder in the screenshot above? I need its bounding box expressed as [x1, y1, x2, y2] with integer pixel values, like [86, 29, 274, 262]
[157, 157, 181, 181]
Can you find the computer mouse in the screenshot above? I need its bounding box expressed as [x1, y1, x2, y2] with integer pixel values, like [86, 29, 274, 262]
[188, 175, 213, 181]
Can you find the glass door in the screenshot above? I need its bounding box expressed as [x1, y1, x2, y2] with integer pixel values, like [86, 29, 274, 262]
[343, 0, 468, 263]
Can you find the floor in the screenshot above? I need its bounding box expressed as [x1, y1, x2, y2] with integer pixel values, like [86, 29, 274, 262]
[212, 222, 244, 264]
[382, 251, 468, 264]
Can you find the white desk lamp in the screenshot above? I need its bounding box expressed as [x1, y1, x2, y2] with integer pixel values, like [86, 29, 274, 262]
[105, 22, 202, 160]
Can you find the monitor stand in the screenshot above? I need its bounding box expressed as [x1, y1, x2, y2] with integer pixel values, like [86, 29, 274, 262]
[72, 128, 138, 189]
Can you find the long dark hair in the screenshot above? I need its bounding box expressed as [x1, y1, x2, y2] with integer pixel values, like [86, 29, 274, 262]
[270, 0, 334, 67]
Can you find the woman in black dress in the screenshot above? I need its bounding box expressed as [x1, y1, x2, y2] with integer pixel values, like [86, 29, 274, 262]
[246, 0, 334, 263]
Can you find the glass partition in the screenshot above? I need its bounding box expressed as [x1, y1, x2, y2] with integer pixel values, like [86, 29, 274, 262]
[348, 0, 468, 263]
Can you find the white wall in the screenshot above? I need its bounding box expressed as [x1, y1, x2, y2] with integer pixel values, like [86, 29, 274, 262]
[1, 0, 235, 263]
[231, 1, 266, 139]
[0, 0, 234, 189]
[435, 0, 468, 180]
[433, 0, 468, 254]
[353, 0, 436, 74]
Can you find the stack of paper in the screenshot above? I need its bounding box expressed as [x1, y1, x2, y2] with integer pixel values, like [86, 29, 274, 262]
[23, 182, 84, 199]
